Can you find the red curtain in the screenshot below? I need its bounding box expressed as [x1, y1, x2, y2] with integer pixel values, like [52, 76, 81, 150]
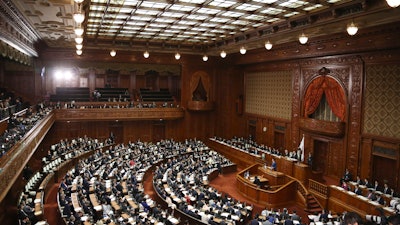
[304, 76, 325, 117]
[304, 76, 346, 121]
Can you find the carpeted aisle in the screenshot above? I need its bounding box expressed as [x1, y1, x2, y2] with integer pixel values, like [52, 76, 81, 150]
[43, 183, 64, 225]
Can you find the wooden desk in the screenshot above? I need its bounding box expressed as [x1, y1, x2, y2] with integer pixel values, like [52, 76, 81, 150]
[34, 191, 43, 220]
[258, 167, 285, 185]
[236, 164, 297, 207]
[328, 185, 396, 217]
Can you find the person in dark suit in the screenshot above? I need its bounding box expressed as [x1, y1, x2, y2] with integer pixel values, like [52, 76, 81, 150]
[383, 183, 391, 195]
[271, 159, 277, 171]
[343, 169, 353, 182]
[374, 180, 382, 192]
[254, 176, 261, 187]
[354, 184, 362, 195]
[375, 193, 385, 205]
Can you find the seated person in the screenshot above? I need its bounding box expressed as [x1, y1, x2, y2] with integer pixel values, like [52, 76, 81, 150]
[253, 176, 261, 187]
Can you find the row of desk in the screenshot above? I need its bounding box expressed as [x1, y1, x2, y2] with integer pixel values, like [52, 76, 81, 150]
[328, 185, 396, 217]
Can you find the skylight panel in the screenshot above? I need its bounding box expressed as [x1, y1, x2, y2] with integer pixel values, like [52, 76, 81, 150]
[91, 0, 107, 3]
[171, 37, 185, 41]
[191, 27, 207, 31]
[119, 8, 133, 13]
[202, 33, 216, 37]
[303, 4, 323, 11]
[220, 25, 235, 29]
[183, 31, 198, 35]
[124, 26, 141, 30]
[126, 21, 146, 26]
[279, 0, 309, 9]
[90, 5, 105, 11]
[149, 23, 168, 28]
[169, 4, 195, 12]
[209, 0, 236, 8]
[245, 15, 264, 21]
[179, 0, 206, 4]
[115, 14, 128, 19]
[136, 9, 159, 15]
[88, 13, 102, 18]
[144, 28, 161, 32]
[120, 30, 136, 34]
[162, 12, 184, 18]
[267, 18, 280, 23]
[140, 32, 156, 36]
[232, 20, 248, 25]
[164, 29, 180, 33]
[252, 23, 264, 28]
[200, 23, 218, 27]
[261, 7, 285, 15]
[153, 36, 168, 40]
[155, 17, 175, 23]
[140, 1, 168, 9]
[221, 11, 244, 18]
[170, 25, 188, 30]
[130, 16, 152, 21]
[284, 11, 299, 17]
[236, 3, 262, 11]
[253, 0, 278, 3]
[210, 17, 230, 23]
[177, 20, 197, 25]
[177, 35, 190, 38]
[196, 8, 220, 15]
[210, 29, 225, 33]
[159, 33, 174, 36]
[186, 14, 208, 20]
[122, 0, 139, 6]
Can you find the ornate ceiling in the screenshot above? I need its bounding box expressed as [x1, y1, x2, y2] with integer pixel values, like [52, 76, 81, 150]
[2, 0, 400, 57]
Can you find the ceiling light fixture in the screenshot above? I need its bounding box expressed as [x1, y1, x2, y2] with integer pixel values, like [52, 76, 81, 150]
[264, 40, 273, 50]
[386, 0, 400, 7]
[240, 46, 247, 55]
[76, 44, 83, 50]
[299, 33, 308, 44]
[110, 49, 116, 57]
[202, 55, 208, 62]
[74, 0, 84, 3]
[220, 50, 227, 58]
[74, 27, 84, 36]
[75, 37, 83, 44]
[76, 49, 82, 55]
[175, 52, 181, 60]
[73, 12, 85, 24]
[143, 50, 149, 58]
[346, 22, 358, 36]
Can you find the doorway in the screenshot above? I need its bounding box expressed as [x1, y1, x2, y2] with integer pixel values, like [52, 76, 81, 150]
[313, 140, 329, 175]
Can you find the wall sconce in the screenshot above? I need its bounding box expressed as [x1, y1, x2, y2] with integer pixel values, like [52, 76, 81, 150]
[264, 40, 273, 50]
[143, 50, 149, 58]
[202, 55, 208, 62]
[175, 52, 181, 60]
[110, 49, 116, 57]
[299, 33, 308, 44]
[386, 0, 400, 7]
[263, 127, 267, 132]
[346, 22, 358, 36]
[220, 50, 227, 58]
[240, 46, 247, 55]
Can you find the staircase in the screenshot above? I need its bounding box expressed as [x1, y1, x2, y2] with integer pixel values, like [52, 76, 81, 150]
[305, 193, 323, 214]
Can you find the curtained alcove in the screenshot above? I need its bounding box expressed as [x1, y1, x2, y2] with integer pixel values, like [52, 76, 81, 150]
[299, 67, 347, 138]
[187, 70, 214, 111]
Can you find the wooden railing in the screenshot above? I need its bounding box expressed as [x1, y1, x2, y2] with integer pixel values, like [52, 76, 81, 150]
[54, 107, 185, 121]
[309, 179, 329, 198]
[0, 111, 55, 202]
